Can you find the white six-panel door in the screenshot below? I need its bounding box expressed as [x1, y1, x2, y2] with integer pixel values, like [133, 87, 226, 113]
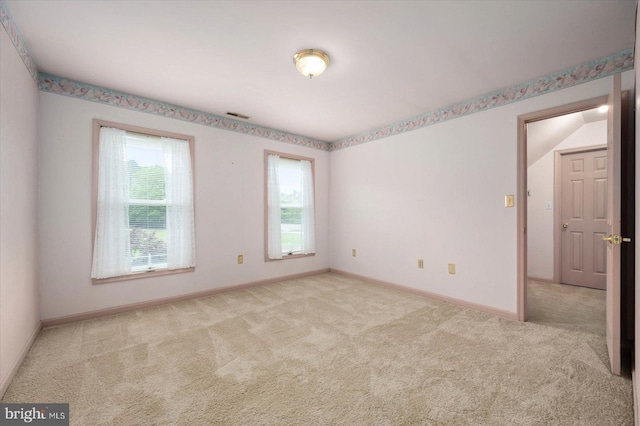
[560, 148, 608, 290]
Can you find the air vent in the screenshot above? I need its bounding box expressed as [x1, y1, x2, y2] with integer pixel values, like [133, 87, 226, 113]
[226, 112, 250, 120]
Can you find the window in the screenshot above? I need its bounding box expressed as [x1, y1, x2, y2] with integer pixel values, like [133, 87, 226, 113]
[91, 120, 196, 281]
[265, 151, 316, 260]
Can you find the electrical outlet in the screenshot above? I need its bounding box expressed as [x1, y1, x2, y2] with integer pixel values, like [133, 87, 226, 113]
[418, 259, 424, 269]
[505, 194, 515, 208]
[352, 249, 356, 257]
[238, 255, 243, 264]
[448, 263, 456, 274]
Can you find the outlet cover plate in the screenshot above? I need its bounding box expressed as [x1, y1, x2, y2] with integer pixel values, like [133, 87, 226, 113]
[505, 195, 515, 208]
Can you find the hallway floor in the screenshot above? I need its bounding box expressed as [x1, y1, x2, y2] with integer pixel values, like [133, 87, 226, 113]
[528, 280, 606, 338]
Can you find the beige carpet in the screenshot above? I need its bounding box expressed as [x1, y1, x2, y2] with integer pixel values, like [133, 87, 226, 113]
[2, 273, 632, 425]
[528, 279, 606, 338]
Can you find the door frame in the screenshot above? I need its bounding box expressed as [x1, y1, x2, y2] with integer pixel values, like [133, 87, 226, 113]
[517, 95, 608, 321]
[553, 145, 608, 286]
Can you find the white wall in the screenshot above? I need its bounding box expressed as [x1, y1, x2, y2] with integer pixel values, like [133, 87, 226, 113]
[527, 120, 607, 280]
[39, 93, 330, 320]
[0, 29, 40, 395]
[330, 71, 632, 314]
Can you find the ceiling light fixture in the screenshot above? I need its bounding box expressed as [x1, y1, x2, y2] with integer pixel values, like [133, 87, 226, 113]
[598, 105, 609, 113]
[293, 49, 330, 79]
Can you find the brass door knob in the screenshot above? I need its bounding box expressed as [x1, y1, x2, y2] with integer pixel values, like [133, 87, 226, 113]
[602, 235, 632, 244]
[562, 223, 569, 229]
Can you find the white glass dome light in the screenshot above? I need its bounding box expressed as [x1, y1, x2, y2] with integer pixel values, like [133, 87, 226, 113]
[294, 49, 330, 79]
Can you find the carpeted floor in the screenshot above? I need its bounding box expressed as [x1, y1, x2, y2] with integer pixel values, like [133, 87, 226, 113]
[2, 273, 632, 425]
[528, 279, 606, 338]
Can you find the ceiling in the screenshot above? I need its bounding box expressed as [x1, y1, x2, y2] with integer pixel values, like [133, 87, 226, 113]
[7, 1, 636, 142]
[527, 107, 607, 166]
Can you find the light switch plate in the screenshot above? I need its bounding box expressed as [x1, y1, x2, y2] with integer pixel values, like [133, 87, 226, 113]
[418, 259, 424, 269]
[448, 263, 456, 274]
[352, 249, 356, 257]
[505, 194, 515, 208]
[237, 255, 243, 264]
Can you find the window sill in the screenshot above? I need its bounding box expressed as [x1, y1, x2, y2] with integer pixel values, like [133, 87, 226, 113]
[92, 267, 195, 285]
[265, 253, 315, 262]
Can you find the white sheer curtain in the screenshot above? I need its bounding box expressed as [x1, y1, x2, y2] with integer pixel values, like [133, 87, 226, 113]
[91, 127, 131, 279]
[267, 154, 282, 259]
[162, 137, 196, 269]
[300, 159, 316, 254]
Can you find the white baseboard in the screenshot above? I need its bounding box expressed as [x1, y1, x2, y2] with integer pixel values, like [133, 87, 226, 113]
[42, 268, 330, 327]
[330, 268, 518, 321]
[0, 321, 41, 399]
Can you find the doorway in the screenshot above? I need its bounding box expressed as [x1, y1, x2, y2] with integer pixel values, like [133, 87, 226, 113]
[517, 95, 608, 321]
[525, 109, 609, 287]
[524, 106, 608, 337]
[517, 77, 634, 375]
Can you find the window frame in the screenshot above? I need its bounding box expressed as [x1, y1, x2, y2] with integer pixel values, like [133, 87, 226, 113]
[92, 119, 196, 284]
[264, 149, 316, 262]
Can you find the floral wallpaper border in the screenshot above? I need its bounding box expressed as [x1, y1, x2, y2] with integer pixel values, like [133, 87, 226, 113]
[330, 48, 634, 151]
[38, 49, 634, 153]
[38, 73, 332, 151]
[0, 0, 38, 82]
